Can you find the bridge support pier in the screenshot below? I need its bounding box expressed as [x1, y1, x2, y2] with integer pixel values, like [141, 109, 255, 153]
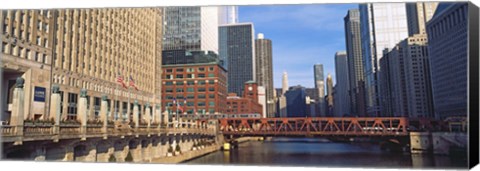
[410, 132, 432, 154]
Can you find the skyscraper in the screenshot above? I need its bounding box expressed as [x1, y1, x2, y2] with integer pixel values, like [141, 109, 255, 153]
[326, 73, 334, 116]
[218, 6, 239, 24]
[334, 51, 351, 117]
[282, 72, 289, 95]
[163, 6, 235, 53]
[219, 23, 256, 96]
[255, 33, 275, 118]
[344, 8, 366, 117]
[313, 64, 325, 117]
[285, 85, 307, 118]
[426, 3, 468, 119]
[359, 3, 409, 116]
[406, 2, 439, 36]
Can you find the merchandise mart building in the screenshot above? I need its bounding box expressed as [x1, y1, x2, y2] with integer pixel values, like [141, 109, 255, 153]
[1, 8, 164, 122]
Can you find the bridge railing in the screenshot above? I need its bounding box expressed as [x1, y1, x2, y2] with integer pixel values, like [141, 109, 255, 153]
[219, 117, 411, 136]
[1, 120, 216, 143]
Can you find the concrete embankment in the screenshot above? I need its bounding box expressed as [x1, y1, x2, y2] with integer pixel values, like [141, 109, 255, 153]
[151, 145, 221, 164]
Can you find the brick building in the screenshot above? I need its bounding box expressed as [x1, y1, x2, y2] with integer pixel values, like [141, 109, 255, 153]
[225, 81, 263, 115]
[161, 50, 227, 115]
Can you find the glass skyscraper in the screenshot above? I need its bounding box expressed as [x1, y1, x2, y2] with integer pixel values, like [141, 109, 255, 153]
[359, 3, 409, 116]
[162, 6, 237, 53]
[314, 64, 325, 117]
[219, 23, 256, 96]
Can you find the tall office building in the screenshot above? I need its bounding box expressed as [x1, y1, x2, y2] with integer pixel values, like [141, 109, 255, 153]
[285, 85, 307, 118]
[334, 51, 351, 117]
[326, 73, 334, 116]
[163, 6, 235, 53]
[255, 33, 274, 118]
[359, 3, 409, 116]
[219, 23, 255, 96]
[313, 64, 325, 117]
[218, 6, 238, 24]
[406, 2, 439, 36]
[282, 72, 289, 95]
[344, 9, 366, 117]
[379, 47, 408, 117]
[1, 8, 164, 121]
[426, 3, 468, 119]
[402, 34, 434, 118]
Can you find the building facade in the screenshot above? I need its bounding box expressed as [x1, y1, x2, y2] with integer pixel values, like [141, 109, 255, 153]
[225, 82, 263, 115]
[219, 23, 255, 96]
[255, 33, 274, 118]
[326, 73, 334, 117]
[1, 8, 164, 122]
[426, 3, 468, 119]
[161, 50, 228, 115]
[344, 8, 366, 117]
[162, 6, 235, 53]
[334, 51, 351, 117]
[285, 85, 307, 117]
[359, 3, 409, 116]
[406, 2, 439, 36]
[313, 64, 325, 117]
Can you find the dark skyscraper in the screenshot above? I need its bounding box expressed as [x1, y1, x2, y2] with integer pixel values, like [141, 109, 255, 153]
[285, 85, 307, 118]
[334, 51, 351, 117]
[344, 8, 366, 117]
[219, 23, 255, 96]
[255, 33, 275, 118]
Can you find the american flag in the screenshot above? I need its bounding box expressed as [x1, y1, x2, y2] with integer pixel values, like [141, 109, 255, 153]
[129, 75, 139, 91]
[116, 72, 127, 88]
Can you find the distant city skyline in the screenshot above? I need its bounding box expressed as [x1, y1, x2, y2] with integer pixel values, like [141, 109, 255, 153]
[239, 4, 358, 88]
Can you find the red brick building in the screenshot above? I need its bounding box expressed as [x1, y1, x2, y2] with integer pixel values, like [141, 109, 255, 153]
[161, 50, 227, 115]
[225, 81, 263, 115]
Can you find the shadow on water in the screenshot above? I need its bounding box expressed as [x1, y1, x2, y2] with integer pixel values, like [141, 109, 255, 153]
[185, 138, 468, 169]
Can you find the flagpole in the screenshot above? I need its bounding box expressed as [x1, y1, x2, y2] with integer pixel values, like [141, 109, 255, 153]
[114, 75, 118, 121]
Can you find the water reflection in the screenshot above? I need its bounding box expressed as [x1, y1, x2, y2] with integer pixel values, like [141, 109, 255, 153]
[185, 138, 467, 169]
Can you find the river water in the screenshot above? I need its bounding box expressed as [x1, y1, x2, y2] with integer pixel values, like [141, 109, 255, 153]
[184, 137, 468, 169]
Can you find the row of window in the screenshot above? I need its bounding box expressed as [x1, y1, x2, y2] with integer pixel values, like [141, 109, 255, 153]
[165, 67, 215, 73]
[164, 101, 216, 107]
[165, 73, 216, 79]
[164, 80, 216, 86]
[165, 94, 216, 99]
[165, 87, 216, 93]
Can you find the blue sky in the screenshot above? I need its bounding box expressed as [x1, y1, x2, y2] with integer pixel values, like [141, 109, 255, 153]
[239, 4, 358, 88]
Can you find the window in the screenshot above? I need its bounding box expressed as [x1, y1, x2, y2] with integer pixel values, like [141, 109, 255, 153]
[187, 94, 194, 99]
[208, 80, 215, 84]
[187, 74, 195, 79]
[198, 102, 206, 106]
[176, 74, 184, 79]
[208, 73, 215, 78]
[187, 81, 195, 85]
[186, 68, 194, 72]
[209, 67, 214, 71]
[166, 69, 173, 73]
[209, 94, 215, 98]
[187, 102, 194, 106]
[187, 87, 194, 92]
[176, 68, 184, 72]
[198, 80, 206, 85]
[208, 87, 215, 92]
[176, 88, 184, 92]
[208, 101, 215, 107]
[165, 88, 173, 93]
[165, 81, 173, 85]
[198, 67, 205, 72]
[198, 88, 206, 92]
[176, 81, 184, 85]
[166, 75, 173, 79]
[198, 74, 205, 78]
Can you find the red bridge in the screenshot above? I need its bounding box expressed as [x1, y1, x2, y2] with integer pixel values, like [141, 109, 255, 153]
[218, 117, 449, 137]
